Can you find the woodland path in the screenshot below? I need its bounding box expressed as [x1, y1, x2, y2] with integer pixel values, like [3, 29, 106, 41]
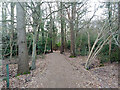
[27, 51, 103, 88]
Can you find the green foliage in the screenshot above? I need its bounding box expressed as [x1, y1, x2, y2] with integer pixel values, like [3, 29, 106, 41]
[75, 28, 119, 64]
[16, 73, 21, 77]
[23, 71, 31, 75]
[69, 55, 76, 58]
[75, 30, 97, 56]
[2, 32, 18, 59]
[16, 71, 31, 76]
[99, 63, 104, 67]
[56, 42, 61, 47]
[36, 40, 45, 54]
[2, 31, 53, 59]
[66, 40, 71, 50]
[98, 44, 120, 63]
[3, 77, 7, 81]
[26, 33, 52, 55]
[77, 33, 88, 56]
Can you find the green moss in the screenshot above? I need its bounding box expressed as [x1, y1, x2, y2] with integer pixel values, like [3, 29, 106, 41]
[23, 71, 31, 75]
[99, 63, 104, 67]
[16, 71, 31, 77]
[17, 77, 20, 80]
[3, 77, 7, 81]
[69, 55, 76, 58]
[85, 67, 90, 70]
[16, 73, 21, 76]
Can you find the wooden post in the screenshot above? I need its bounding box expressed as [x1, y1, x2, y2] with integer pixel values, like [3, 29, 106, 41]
[6, 64, 9, 88]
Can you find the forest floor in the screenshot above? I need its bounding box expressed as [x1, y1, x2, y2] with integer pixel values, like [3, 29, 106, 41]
[1, 51, 118, 88]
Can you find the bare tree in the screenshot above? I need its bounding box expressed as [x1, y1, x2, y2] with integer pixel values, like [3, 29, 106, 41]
[17, 2, 29, 74]
[48, 3, 53, 53]
[31, 2, 40, 70]
[2, 3, 7, 37]
[118, 2, 120, 49]
[60, 2, 64, 54]
[10, 3, 15, 60]
[70, 2, 76, 56]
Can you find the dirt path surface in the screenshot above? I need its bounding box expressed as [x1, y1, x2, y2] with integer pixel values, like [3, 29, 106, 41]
[27, 52, 102, 88]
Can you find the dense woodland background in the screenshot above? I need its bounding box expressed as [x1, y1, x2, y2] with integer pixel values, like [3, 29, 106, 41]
[0, 1, 120, 75]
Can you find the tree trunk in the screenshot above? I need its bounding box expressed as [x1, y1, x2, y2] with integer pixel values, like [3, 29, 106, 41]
[64, 24, 67, 51]
[118, 2, 120, 48]
[44, 33, 48, 54]
[70, 20, 75, 56]
[108, 2, 112, 62]
[70, 3, 76, 56]
[60, 2, 64, 54]
[10, 3, 15, 60]
[17, 2, 29, 74]
[31, 25, 38, 70]
[39, 4, 44, 45]
[75, 13, 79, 54]
[31, 3, 42, 69]
[41, 24, 44, 45]
[87, 31, 91, 53]
[118, 1, 120, 49]
[49, 4, 53, 53]
[118, 2, 120, 87]
[2, 3, 7, 37]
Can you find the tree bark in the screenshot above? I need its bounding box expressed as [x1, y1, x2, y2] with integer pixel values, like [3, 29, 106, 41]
[31, 25, 38, 70]
[60, 2, 64, 54]
[10, 3, 15, 60]
[49, 4, 53, 53]
[17, 2, 29, 74]
[118, 2, 120, 49]
[70, 3, 76, 56]
[64, 23, 67, 51]
[87, 31, 91, 53]
[108, 2, 112, 62]
[2, 3, 7, 37]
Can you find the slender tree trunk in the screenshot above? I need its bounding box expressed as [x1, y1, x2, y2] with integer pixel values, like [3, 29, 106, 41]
[108, 2, 112, 62]
[70, 3, 76, 56]
[31, 25, 38, 70]
[75, 13, 79, 54]
[2, 3, 5, 60]
[49, 4, 53, 53]
[39, 4, 44, 45]
[36, 27, 40, 43]
[60, 2, 64, 54]
[85, 36, 99, 69]
[31, 3, 42, 69]
[118, 2, 120, 48]
[44, 33, 48, 54]
[64, 24, 67, 51]
[10, 3, 14, 60]
[118, 2, 120, 87]
[70, 20, 75, 56]
[17, 2, 29, 74]
[87, 31, 91, 53]
[41, 24, 44, 45]
[0, 3, 3, 78]
[2, 3, 7, 37]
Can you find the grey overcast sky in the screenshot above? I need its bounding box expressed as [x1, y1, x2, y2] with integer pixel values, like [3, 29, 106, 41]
[0, 0, 105, 24]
